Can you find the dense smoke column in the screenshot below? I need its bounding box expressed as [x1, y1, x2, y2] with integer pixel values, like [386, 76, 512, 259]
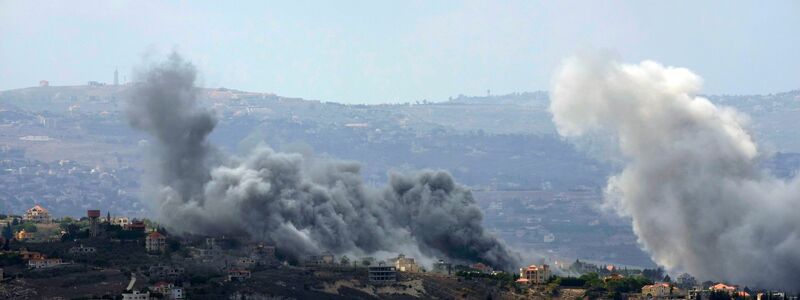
[385, 172, 522, 270]
[127, 53, 521, 270]
[127, 54, 218, 225]
[549, 55, 800, 289]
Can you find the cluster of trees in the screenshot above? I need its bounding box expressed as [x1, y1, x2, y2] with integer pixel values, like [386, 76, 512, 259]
[546, 273, 653, 299]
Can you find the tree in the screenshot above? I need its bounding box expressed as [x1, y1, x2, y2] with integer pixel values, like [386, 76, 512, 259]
[709, 290, 732, 300]
[2, 223, 12, 240]
[22, 223, 37, 233]
[663, 274, 672, 283]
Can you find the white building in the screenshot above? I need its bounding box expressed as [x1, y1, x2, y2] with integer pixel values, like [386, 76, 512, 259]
[121, 290, 149, 300]
[69, 245, 97, 254]
[23, 204, 51, 223]
[28, 258, 62, 269]
[153, 281, 184, 299]
[146, 231, 166, 253]
[392, 254, 420, 272]
[113, 216, 131, 227]
[517, 264, 551, 285]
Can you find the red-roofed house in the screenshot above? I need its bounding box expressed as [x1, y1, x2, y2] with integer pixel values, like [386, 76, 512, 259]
[472, 262, 492, 273]
[23, 204, 51, 223]
[124, 220, 146, 232]
[710, 283, 736, 292]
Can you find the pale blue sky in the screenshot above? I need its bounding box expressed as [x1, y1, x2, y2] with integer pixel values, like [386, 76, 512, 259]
[1, 1, 798, 104]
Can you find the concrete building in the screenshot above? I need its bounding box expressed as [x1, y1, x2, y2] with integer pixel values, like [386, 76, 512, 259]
[69, 245, 97, 254]
[234, 257, 257, 269]
[306, 252, 335, 266]
[392, 254, 420, 272]
[146, 231, 167, 253]
[28, 257, 62, 269]
[228, 269, 251, 282]
[113, 216, 131, 227]
[121, 290, 149, 300]
[38, 80, 49, 87]
[148, 265, 185, 281]
[23, 204, 51, 223]
[642, 283, 671, 298]
[368, 262, 397, 283]
[517, 264, 551, 285]
[153, 281, 184, 299]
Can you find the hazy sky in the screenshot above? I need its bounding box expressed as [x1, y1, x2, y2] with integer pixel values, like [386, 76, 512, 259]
[1, 1, 798, 104]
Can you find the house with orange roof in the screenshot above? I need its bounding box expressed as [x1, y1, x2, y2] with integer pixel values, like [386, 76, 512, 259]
[23, 204, 51, 223]
[710, 283, 736, 292]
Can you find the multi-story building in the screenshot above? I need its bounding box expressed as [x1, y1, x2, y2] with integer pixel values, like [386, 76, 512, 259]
[368, 262, 397, 283]
[517, 264, 551, 284]
[23, 204, 51, 223]
[146, 231, 167, 253]
[113, 216, 131, 227]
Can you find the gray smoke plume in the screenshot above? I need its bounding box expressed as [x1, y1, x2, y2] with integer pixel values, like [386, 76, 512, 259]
[550, 55, 800, 289]
[127, 53, 521, 270]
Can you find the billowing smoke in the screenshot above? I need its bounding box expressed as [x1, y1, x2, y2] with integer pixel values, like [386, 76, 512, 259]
[128, 53, 521, 270]
[550, 55, 800, 289]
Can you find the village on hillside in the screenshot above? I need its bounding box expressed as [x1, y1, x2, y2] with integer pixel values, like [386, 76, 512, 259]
[1, 204, 795, 300]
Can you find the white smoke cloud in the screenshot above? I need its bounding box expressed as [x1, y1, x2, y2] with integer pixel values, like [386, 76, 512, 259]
[550, 55, 800, 289]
